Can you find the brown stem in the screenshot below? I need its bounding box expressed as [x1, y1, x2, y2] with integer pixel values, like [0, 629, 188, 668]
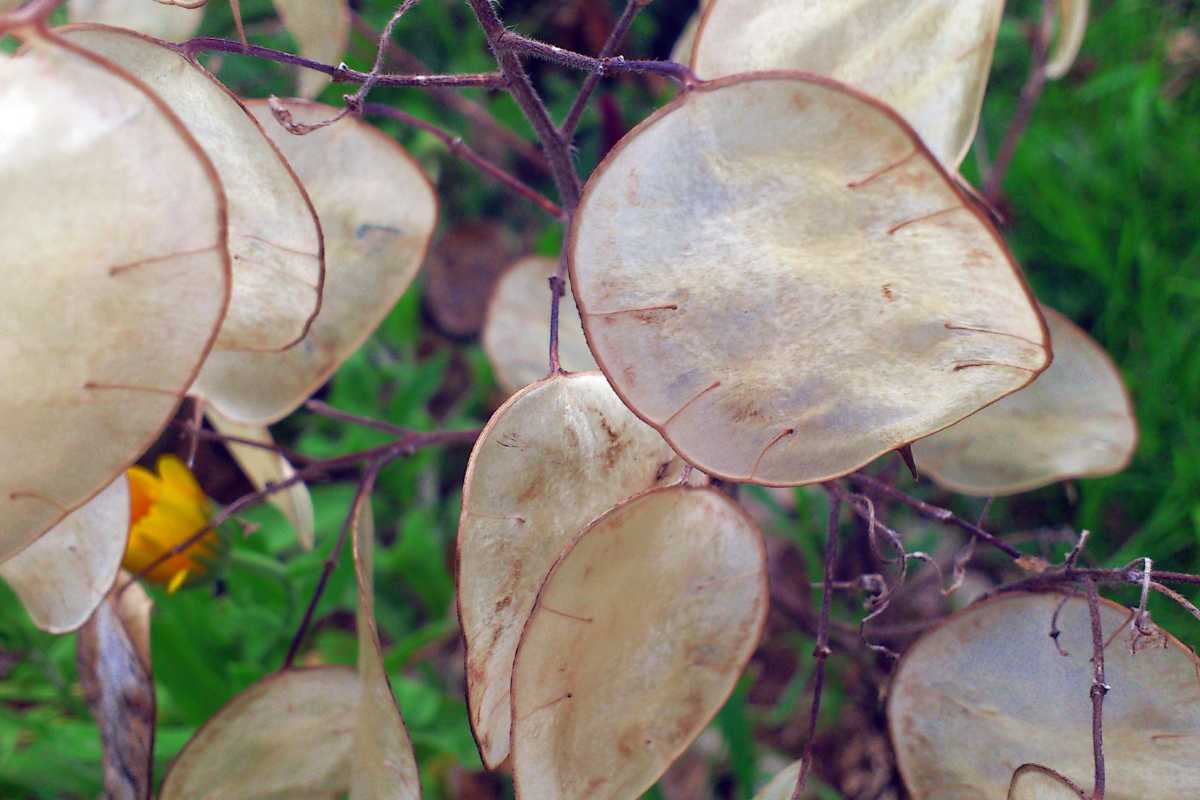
[559, 0, 649, 141]
[465, 0, 582, 210]
[497, 31, 697, 86]
[282, 461, 382, 669]
[1084, 579, 1107, 800]
[175, 37, 507, 89]
[982, 0, 1054, 205]
[361, 102, 563, 218]
[792, 491, 841, 799]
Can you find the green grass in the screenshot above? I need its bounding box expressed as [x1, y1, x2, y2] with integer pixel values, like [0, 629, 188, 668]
[1, 1, 1197, 797]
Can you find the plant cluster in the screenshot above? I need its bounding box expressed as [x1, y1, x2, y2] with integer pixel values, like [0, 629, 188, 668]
[0, 0, 1197, 798]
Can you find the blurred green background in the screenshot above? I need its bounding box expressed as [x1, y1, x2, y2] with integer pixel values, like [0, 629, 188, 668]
[1, 0, 1197, 797]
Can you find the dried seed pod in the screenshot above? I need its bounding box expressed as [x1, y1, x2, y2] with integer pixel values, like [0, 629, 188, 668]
[889, 592, 1200, 799]
[272, 0, 351, 99]
[68, 0, 203, 41]
[160, 667, 360, 799]
[61, 24, 325, 353]
[458, 372, 686, 769]
[194, 99, 437, 425]
[0, 32, 228, 563]
[0, 477, 129, 633]
[510, 485, 768, 799]
[692, 0, 1005, 167]
[570, 73, 1048, 487]
[482, 256, 597, 394]
[914, 306, 1137, 495]
[1007, 764, 1088, 799]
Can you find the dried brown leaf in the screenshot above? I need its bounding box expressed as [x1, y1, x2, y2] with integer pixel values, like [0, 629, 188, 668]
[77, 576, 156, 800]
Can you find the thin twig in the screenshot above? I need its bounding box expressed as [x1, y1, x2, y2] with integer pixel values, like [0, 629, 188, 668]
[282, 460, 382, 669]
[361, 102, 563, 218]
[1084, 578, 1108, 800]
[792, 491, 841, 799]
[349, 11, 548, 172]
[304, 399, 413, 437]
[175, 37, 506, 89]
[846, 473, 1024, 560]
[495, 31, 697, 86]
[982, 0, 1055, 205]
[559, 0, 648, 141]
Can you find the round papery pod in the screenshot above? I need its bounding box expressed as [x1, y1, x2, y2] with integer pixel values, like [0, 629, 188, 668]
[0, 476, 129, 634]
[1007, 764, 1088, 800]
[510, 485, 768, 799]
[888, 592, 1200, 799]
[669, 0, 709, 66]
[481, 256, 597, 394]
[913, 306, 1137, 496]
[1046, 0, 1089, 80]
[59, 23, 325, 354]
[569, 73, 1049, 487]
[0, 32, 228, 564]
[68, 0, 204, 41]
[752, 760, 813, 799]
[272, 0, 350, 99]
[160, 667, 360, 799]
[193, 98, 437, 425]
[457, 371, 689, 769]
[691, 0, 1004, 168]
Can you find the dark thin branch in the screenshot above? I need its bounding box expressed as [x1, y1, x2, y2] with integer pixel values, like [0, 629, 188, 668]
[175, 37, 507, 89]
[283, 460, 381, 669]
[349, 11, 548, 172]
[982, 0, 1054, 205]
[559, 0, 649, 141]
[361, 102, 563, 218]
[123, 426, 480, 587]
[465, 0, 582, 210]
[792, 491, 841, 800]
[846, 472, 1025, 560]
[495, 31, 697, 86]
[304, 399, 412, 437]
[547, 249, 569, 373]
[1084, 579, 1108, 800]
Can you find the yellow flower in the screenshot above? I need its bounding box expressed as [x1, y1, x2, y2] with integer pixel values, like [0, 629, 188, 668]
[122, 455, 219, 594]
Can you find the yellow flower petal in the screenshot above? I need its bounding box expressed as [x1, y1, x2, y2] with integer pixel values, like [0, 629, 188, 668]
[122, 455, 217, 590]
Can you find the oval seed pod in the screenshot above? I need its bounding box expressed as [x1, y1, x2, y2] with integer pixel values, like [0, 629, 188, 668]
[59, 24, 326, 353]
[68, 0, 204, 41]
[914, 306, 1137, 495]
[752, 760, 810, 800]
[193, 98, 437, 425]
[160, 667, 360, 799]
[510, 485, 768, 799]
[889, 592, 1200, 799]
[482, 256, 597, 395]
[272, 0, 351, 99]
[570, 73, 1049, 487]
[0, 476, 129, 633]
[691, 0, 1004, 168]
[0, 32, 228, 564]
[458, 371, 687, 769]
